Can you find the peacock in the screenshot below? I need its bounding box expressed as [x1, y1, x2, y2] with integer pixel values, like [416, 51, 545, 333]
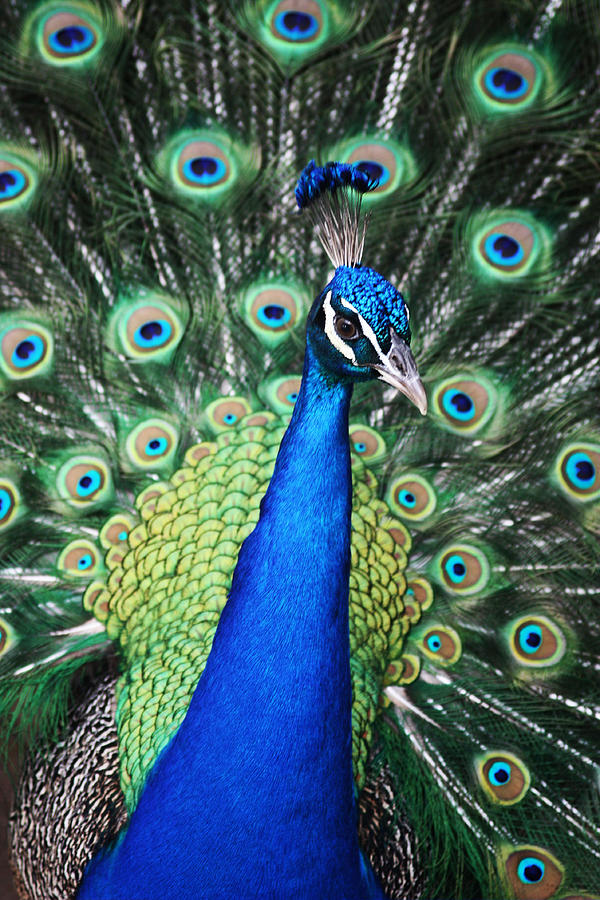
[0, 0, 599, 898]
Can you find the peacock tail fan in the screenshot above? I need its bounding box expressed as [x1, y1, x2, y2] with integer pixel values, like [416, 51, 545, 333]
[0, 0, 599, 899]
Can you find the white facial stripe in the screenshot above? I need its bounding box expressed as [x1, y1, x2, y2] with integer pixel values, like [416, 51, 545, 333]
[339, 298, 389, 366]
[323, 291, 357, 363]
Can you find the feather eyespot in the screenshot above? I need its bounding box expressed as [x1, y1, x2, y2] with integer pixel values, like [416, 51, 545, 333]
[0, 155, 36, 209]
[36, 8, 103, 65]
[125, 419, 179, 471]
[508, 616, 566, 668]
[177, 140, 231, 189]
[269, 1, 323, 44]
[259, 375, 302, 413]
[477, 752, 530, 805]
[100, 514, 135, 548]
[0, 479, 20, 530]
[436, 543, 490, 595]
[57, 539, 102, 577]
[349, 425, 386, 463]
[0, 167, 26, 202]
[432, 376, 496, 435]
[476, 50, 542, 109]
[160, 128, 259, 202]
[478, 221, 537, 276]
[469, 210, 549, 280]
[241, 283, 306, 347]
[386, 473, 436, 522]
[114, 300, 184, 360]
[502, 846, 563, 899]
[57, 456, 113, 507]
[405, 577, 434, 613]
[204, 397, 252, 433]
[281, 387, 299, 405]
[419, 625, 461, 665]
[0, 322, 53, 381]
[554, 443, 600, 502]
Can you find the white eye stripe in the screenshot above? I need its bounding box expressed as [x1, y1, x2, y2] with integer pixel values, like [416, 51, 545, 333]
[337, 298, 388, 367]
[323, 291, 357, 363]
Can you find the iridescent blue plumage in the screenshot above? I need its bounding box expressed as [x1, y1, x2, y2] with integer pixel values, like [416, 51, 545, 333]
[77, 166, 424, 900]
[295, 159, 374, 208]
[329, 265, 411, 347]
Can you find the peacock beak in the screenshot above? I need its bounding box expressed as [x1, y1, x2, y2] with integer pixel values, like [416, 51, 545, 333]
[370, 329, 428, 415]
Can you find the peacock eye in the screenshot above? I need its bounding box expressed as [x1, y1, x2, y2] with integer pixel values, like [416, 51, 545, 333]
[334, 316, 359, 341]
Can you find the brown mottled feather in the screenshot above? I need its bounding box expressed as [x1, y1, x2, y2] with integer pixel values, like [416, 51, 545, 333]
[9, 672, 127, 900]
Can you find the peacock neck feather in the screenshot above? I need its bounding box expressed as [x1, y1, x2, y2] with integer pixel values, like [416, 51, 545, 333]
[78, 340, 384, 899]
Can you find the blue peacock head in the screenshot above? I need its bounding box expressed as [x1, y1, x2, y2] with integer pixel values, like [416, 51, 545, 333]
[297, 161, 426, 414]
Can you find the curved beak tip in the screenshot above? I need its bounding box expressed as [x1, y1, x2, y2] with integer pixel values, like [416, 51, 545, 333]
[370, 330, 427, 415]
[403, 377, 428, 416]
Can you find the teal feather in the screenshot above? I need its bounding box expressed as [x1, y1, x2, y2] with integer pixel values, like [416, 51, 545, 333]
[0, 1, 599, 898]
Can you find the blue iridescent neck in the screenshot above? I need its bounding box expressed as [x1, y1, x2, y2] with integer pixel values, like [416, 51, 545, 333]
[79, 341, 384, 899]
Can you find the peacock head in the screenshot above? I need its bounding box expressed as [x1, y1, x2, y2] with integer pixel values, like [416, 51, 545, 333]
[307, 264, 427, 414]
[297, 160, 427, 414]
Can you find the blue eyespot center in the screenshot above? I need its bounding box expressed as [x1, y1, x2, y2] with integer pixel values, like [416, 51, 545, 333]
[76, 469, 101, 498]
[286, 392, 298, 404]
[49, 25, 95, 55]
[0, 489, 13, 516]
[16, 340, 34, 359]
[223, 413, 237, 425]
[274, 11, 319, 41]
[445, 554, 467, 583]
[77, 553, 93, 569]
[134, 319, 172, 349]
[118, 530, 127, 541]
[485, 67, 528, 100]
[257, 305, 292, 328]
[453, 393, 472, 412]
[145, 437, 168, 456]
[493, 235, 519, 259]
[489, 761, 511, 785]
[484, 233, 524, 267]
[0, 169, 27, 200]
[443, 389, 475, 421]
[141, 322, 162, 339]
[566, 451, 596, 488]
[427, 634, 442, 652]
[0, 172, 16, 191]
[399, 489, 416, 508]
[12, 335, 44, 369]
[183, 156, 227, 186]
[576, 460, 594, 481]
[519, 624, 542, 653]
[354, 441, 367, 454]
[517, 857, 545, 884]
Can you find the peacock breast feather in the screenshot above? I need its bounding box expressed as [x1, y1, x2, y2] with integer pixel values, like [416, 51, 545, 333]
[84, 404, 417, 812]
